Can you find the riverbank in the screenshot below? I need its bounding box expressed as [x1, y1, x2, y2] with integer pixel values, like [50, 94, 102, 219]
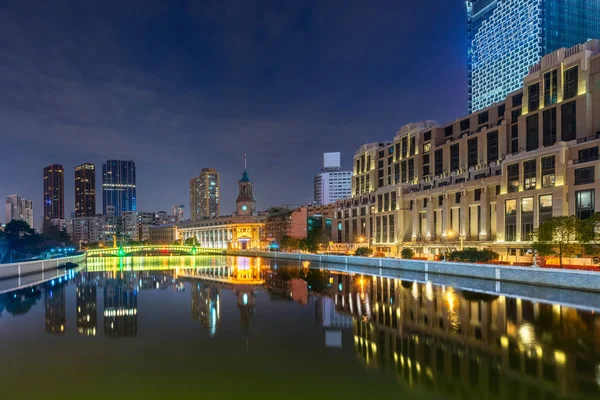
[227, 250, 600, 293]
[0, 253, 86, 280]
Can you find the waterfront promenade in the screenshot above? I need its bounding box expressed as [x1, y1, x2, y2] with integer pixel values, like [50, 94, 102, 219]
[228, 250, 600, 293]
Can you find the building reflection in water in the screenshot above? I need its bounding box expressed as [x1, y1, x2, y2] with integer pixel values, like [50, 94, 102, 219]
[237, 289, 256, 348]
[316, 296, 352, 348]
[45, 281, 66, 334]
[327, 271, 600, 399]
[76, 273, 97, 336]
[104, 273, 138, 338]
[191, 283, 220, 337]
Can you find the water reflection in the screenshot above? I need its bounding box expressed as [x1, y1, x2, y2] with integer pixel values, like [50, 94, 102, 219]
[104, 274, 138, 338]
[45, 282, 66, 334]
[191, 283, 220, 337]
[76, 273, 97, 336]
[0, 256, 599, 399]
[327, 271, 600, 399]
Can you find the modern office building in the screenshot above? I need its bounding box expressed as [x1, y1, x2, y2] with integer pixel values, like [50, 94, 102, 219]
[190, 168, 219, 221]
[43, 164, 65, 226]
[314, 152, 352, 205]
[74, 163, 96, 217]
[102, 160, 136, 216]
[4, 194, 33, 227]
[467, 0, 600, 112]
[332, 40, 600, 261]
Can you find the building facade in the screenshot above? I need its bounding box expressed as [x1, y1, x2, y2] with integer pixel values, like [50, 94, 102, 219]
[102, 160, 136, 216]
[75, 163, 96, 218]
[190, 168, 220, 221]
[467, 0, 600, 112]
[4, 194, 33, 227]
[149, 224, 179, 245]
[43, 164, 65, 226]
[332, 41, 600, 259]
[264, 207, 308, 242]
[123, 211, 156, 242]
[72, 215, 105, 244]
[314, 152, 352, 205]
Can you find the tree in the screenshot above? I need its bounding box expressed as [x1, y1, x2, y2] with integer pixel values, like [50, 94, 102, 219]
[279, 235, 300, 252]
[2, 220, 41, 262]
[532, 216, 583, 269]
[355, 247, 373, 257]
[305, 228, 328, 253]
[400, 248, 415, 259]
[184, 237, 197, 246]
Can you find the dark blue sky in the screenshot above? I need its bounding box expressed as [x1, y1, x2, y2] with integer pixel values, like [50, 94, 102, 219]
[0, 0, 468, 228]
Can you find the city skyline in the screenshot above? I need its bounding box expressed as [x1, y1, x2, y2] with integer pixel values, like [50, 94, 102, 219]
[0, 0, 468, 228]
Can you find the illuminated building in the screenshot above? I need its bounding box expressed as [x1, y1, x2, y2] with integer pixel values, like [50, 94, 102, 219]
[76, 277, 97, 336]
[333, 41, 600, 259]
[43, 164, 64, 227]
[104, 276, 138, 337]
[102, 160, 136, 216]
[72, 215, 105, 243]
[314, 152, 352, 205]
[190, 168, 220, 221]
[74, 163, 96, 217]
[180, 166, 265, 250]
[467, 0, 600, 112]
[45, 282, 66, 334]
[5, 194, 33, 227]
[264, 206, 308, 242]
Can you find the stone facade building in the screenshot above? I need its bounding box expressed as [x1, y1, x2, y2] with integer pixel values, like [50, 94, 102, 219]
[331, 41, 600, 258]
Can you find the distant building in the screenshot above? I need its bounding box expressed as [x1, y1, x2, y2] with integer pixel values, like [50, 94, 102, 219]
[264, 206, 308, 242]
[72, 215, 105, 244]
[172, 204, 184, 222]
[75, 163, 96, 217]
[123, 211, 156, 242]
[5, 194, 33, 227]
[467, 0, 600, 112]
[190, 168, 220, 221]
[149, 224, 179, 245]
[314, 152, 352, 205]
[102, 160, 136, 216]
[43, 164, 65, 226]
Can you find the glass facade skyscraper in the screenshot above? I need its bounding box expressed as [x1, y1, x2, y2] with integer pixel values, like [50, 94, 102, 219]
[102, 160, 136, 216]
[467, 0, 600, 112]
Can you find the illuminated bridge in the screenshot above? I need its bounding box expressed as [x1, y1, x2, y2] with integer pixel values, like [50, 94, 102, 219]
[86, 245, 226, 257]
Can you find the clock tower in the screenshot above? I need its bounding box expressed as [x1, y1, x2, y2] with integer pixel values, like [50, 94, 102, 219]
[236, 163, 256, 216]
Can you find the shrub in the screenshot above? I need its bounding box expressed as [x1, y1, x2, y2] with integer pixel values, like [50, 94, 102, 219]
[354, 247, 373, 257]
[400, 248, 415, 259]
[373, 251, 386, 258]
[447, 248, 499, 263]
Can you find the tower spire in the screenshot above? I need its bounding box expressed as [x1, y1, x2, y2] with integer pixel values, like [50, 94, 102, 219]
[244, 153, 247, 170]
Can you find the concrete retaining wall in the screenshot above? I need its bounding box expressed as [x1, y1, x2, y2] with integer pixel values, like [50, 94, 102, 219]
[0, 254, 86, 280]
[227, 250, 600, 292]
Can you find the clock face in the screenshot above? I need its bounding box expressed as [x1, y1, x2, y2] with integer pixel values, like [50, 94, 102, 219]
[241, 205, 248, 211]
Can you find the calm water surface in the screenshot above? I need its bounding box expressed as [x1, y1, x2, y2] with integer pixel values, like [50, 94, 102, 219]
[1, 255, 599, 400]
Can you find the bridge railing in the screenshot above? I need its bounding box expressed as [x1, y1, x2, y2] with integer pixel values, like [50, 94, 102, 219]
[86, 245, 225, 256]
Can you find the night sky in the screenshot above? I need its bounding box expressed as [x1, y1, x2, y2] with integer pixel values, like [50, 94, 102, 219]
[0, 0, 468, 229]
